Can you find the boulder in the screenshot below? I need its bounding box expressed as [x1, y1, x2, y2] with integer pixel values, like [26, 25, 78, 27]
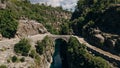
[92, 34, 105, 46]
[105, 39, 116, 48]
[93, 29, 101, 34]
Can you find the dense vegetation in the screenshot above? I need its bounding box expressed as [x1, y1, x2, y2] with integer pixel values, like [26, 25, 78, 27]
[71, 0, 120, 55]
[36, 41, 44, 55]
[0, 65, 7, 68]
[71, 0, 120, 35]
[0, 9, 18, 38]
[0, 0, 71, 38]
[14, 38, 31, 56]
[66, 37, 111, 68]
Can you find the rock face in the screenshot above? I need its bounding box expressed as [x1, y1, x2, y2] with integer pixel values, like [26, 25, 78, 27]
[83, 27, 120, 53]
[0, 3, 6, 9]
[0, 34, 54, 68]
[39, 46, 54, 68]
[92, 34, 105, 46]
[16, 20, 48, 37]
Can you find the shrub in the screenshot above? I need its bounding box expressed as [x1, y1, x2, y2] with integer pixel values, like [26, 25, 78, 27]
[0, 65, 7, 68]
[36, 41, 44, 55]
[34, 54, 41, 65]
[20, 57, 25, 62]
[12, 56, 18, 63]
[14, 38, 31, 56]
[36, 36, 54, 55]
[29, 49, 36, 58]
[41, 36, 54, 47]
[7, 59, 10, 63]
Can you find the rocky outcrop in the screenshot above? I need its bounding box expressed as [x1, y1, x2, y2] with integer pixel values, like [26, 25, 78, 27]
[0, 34, 55, 68]
[0, 3, 6, 9]
[16, 20, 48, 38]
[83, 27, 120, 54]
[83, 28, 105, 46]
[39, 45, 54, 68]
[92, 34, 105, 46]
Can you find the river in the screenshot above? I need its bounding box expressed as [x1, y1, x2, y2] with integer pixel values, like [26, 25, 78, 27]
[50, 39, 62, 68]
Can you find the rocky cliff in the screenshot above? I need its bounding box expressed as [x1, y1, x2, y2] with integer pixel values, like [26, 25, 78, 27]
[16, 19, 48, 38]
[82, 27, 120, 55]
[0, 34, 54, 68]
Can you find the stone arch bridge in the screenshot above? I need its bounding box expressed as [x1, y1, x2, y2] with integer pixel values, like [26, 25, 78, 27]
[0, 34, 120, 66]
[48, 35, 71, 42]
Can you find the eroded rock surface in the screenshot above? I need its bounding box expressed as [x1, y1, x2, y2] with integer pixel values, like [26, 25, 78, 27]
[16, 20, 48, 38]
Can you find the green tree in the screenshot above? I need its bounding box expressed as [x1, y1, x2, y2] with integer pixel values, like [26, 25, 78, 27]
[0, 10, 18, 38]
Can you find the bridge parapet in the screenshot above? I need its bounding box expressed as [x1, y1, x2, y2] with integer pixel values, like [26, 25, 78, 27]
[48, 35, 71, 42]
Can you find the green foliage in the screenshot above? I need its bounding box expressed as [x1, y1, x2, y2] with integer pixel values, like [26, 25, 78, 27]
[60, 22, 70, 35]
[71, 17, 85, 35]
[0, 1, 71, 38]
[14, 38, 31, 56]
[10, 1, 71, 35]
[0, 65, 7, 68]
[12, 56, 18, 63]
[0, 10, 18, 38]
[7, 59, 10, 63]
[41, 36, 54, 47]
[36, 36, 54, 55]
[66, 37, 111, 68]
[71, 0, 120, 56]
[20, 57, 25, 62]
[29, 49, 37, 58]
[34, 54, 41, 65]
[36, 41, 44, 55]
[29, 49, 41, 66]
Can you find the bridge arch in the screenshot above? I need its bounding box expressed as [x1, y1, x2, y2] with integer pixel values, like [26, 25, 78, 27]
[50, 38, 68, 68]
[49, 35, 71, 42]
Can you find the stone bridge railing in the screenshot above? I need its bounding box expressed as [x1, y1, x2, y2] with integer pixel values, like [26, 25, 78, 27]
[48, 35, 71, 42]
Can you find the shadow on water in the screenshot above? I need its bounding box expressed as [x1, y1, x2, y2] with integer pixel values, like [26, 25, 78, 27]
[50, 39, 68, 68]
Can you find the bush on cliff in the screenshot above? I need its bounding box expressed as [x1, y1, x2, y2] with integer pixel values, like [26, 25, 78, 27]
[36, 36, 54, 55]
[36, 41, 44, 55]
[14, 38, 31, 56]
